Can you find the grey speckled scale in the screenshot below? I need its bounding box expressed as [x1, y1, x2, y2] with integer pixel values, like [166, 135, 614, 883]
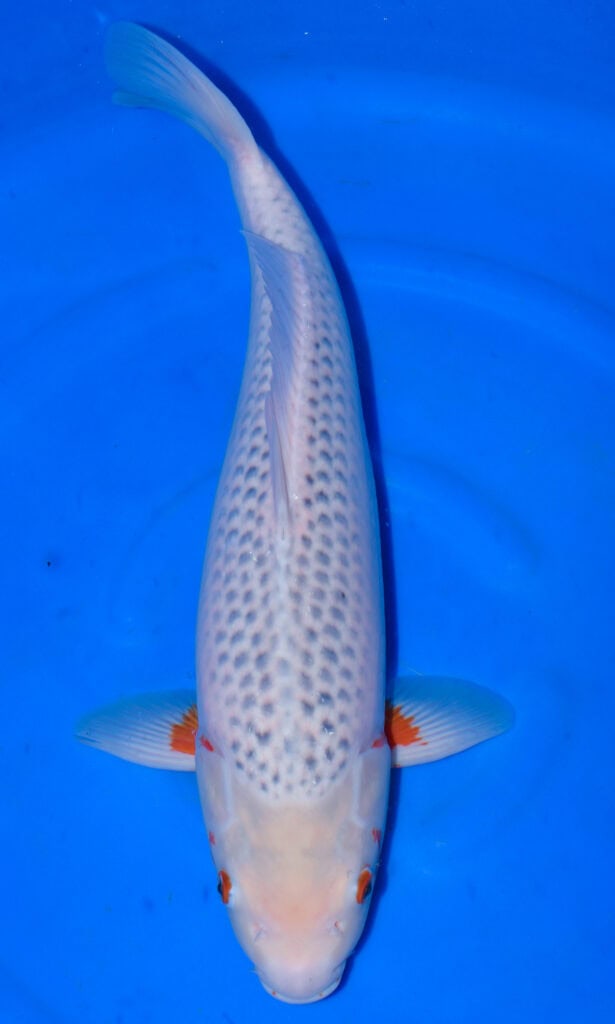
[101, 24, 384, 791]
[197, 150, 384, 800]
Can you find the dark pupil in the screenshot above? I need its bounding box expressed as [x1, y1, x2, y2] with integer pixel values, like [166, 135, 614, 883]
[362, 879, 372, 901]
[217, 879, 223, 897]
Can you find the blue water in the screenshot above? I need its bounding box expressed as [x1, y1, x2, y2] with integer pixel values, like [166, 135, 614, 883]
[3, 2, 614, 1022]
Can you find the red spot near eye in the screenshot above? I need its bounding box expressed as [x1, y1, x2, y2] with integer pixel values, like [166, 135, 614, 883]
[371, 732, 386, 748]
[371, 828, 382, 845]
[199, 735, 214, 752]
[170, 704, 198, 755]
[385, 701, 428, 749]
[208, 831, 216, 846]
[217, 870, 232, 904]
[356, 867, 373, 905]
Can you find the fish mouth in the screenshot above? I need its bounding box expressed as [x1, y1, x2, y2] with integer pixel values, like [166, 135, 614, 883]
[258, 967, 344, 1004]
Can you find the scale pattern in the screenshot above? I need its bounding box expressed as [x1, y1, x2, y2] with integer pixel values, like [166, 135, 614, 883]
[197, 153, 383, 802]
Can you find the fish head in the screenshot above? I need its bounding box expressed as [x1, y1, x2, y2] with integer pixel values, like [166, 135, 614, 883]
[197, 734, 390, 1003]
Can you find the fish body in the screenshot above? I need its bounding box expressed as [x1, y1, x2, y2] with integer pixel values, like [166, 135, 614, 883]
[194, 87, 389, 1013]
[107, 22, 389, 1002]
[77, 22, 514, 1005]
[194, 134, 388, 1001]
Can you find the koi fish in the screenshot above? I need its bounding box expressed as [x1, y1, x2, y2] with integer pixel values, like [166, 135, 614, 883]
[77, 22, 513, 1004]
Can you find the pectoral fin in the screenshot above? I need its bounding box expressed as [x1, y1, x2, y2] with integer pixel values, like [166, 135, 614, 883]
[75, 690, 198, 770]
[386, 676, 514, 767]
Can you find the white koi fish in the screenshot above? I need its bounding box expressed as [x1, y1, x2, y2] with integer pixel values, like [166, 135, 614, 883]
[77, 22, 513, 1004]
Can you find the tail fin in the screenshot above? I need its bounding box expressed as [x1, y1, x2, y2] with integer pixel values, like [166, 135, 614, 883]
[105, 21, 257, 163]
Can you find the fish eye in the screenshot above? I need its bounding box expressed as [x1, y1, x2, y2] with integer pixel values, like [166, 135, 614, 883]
[355, 867, 373, 905]
[217, 870, 232, 905]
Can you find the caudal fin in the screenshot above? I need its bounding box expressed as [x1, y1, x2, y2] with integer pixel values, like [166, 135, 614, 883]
[105, 21, 257, 163]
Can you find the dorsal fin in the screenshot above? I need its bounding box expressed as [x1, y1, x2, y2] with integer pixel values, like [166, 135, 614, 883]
[244, 231, 308, 534]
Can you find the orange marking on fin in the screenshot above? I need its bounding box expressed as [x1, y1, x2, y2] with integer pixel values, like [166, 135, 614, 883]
[170, 704, 198, 755]
[199, 735, 214, 752]
[217, 870, 232, 905]
[371, 828, 382, 845]
[356, 867, 373, 904]
[385, 701, 425, 748]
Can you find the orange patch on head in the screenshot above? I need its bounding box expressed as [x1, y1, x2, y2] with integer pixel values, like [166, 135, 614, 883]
[371, 828, 382, 845]
[385, 701, 426, 748]
[371, 733, 386, 749]
[208, 831, 216, 846]
[217, 870, 232, 905]
[199, 735, 214, 752]
[169, 704, 198, 754]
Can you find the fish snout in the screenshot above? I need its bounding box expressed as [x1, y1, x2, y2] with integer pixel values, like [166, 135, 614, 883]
[257, 960, 346, 1005]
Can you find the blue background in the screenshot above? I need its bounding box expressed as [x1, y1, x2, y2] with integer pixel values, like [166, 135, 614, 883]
[2, 2, 614, 1022]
